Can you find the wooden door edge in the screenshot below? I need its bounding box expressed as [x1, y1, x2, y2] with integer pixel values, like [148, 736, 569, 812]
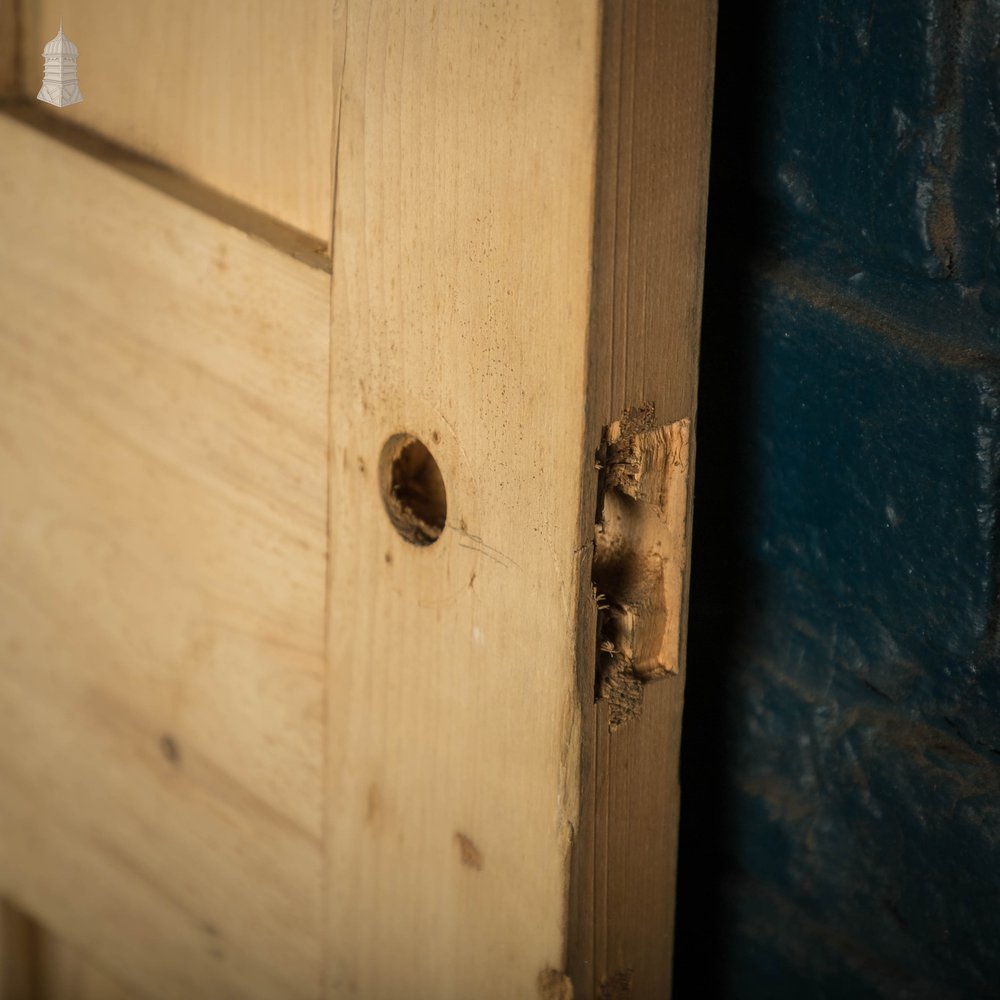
[568, 2, 718, 996]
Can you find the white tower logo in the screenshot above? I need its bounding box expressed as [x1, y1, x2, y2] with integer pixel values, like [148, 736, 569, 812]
[37, 20, 83, 108]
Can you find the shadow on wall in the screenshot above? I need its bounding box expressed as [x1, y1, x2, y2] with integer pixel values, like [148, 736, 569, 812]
[676, 0, 1000, 997]
[674, 0, 773, 994]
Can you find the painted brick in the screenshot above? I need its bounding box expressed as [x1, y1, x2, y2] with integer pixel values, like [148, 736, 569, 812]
[676, 1, 1000, 996]
[722, 0, 1000, 284]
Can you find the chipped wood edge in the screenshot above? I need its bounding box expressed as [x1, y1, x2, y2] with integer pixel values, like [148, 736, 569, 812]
[595, 411, 692, 705]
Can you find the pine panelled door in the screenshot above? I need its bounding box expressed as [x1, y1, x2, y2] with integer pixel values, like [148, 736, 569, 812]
[0, 3, 715, 998]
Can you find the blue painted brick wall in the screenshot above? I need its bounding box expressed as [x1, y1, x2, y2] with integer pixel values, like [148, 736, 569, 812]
[676, 2, 1000, 997]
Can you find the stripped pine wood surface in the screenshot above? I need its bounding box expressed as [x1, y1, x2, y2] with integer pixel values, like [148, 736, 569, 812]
[17, 0, 337, 241]
[0, 109, 330, 1000]
[324, 3, 600, 996]
[34, 937, 135, 1000]
[0, 2, 715, 997]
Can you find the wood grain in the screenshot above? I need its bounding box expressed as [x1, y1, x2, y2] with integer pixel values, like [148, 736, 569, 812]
[325, 3, 601, 996]
[0, 101, 330, 272]
[18, 0, 338, 241]
[0, 0, 19, 97]
[37, 935, 136, 1000]
[1, 907, 136, 1000]
[0, 110, 330, 1000]
[0, 2, 715, 994]
[569, 2, 718, 997]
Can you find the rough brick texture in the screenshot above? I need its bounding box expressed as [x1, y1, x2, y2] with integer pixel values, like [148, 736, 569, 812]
[676, 2, 1000, 997]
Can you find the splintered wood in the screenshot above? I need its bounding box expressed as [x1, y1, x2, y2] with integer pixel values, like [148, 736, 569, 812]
[594, 406, 692, 729]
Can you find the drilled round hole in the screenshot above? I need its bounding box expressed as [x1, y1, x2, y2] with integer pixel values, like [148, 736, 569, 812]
[379, 434, 447, 546]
